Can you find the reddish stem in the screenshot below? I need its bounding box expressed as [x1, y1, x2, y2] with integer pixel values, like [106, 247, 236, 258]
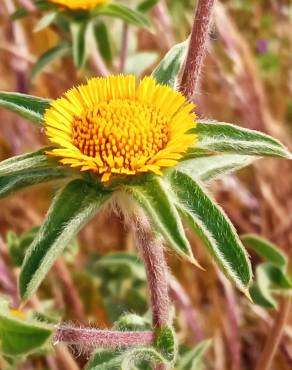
[54, 327, 154, 347]
[179, 0, 215, 100]
[131, 213, 170, 328]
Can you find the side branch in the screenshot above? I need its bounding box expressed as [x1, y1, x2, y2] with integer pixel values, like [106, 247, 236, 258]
[179, 0, 215, 100]
[54, 327, 154, 347]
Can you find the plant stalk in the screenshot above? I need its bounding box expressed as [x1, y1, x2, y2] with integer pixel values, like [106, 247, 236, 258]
[131, 212, 170, 328]
[54, 327, 154, 347]
[131, 211, 170, 370]
[119, 23, 129, 73]
[255, 297, 291, 370]
[179, 0, 215, 100]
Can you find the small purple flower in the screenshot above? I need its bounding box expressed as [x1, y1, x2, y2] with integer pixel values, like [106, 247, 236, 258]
[256, 39, 268, 54]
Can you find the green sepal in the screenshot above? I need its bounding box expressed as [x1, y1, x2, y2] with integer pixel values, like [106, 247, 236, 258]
[19, 179, 111, 300]
[0, 91, 51, 125]
[34, 12, 57, 32]
[152, 40, 188, 88]
[167, 170, 252, 294]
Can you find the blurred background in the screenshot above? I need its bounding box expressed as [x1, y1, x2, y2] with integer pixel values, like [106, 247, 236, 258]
[0, 0, 291, 369]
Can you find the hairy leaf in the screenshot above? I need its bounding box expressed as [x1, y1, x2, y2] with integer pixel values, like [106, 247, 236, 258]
[0, 91, 51, 125]
[126, 177, 195, 264]
[0, 310, 52, 356]
[152, 40, 188, 88]
[176, 154, 255, 182]
[155, 326, 177, 363]
[0, 168, 69, 199]
[19, 179, 110, 299]
[168, 170, 252, 294]
[0, 148, 55, 176]
[192, 121, 291, 158]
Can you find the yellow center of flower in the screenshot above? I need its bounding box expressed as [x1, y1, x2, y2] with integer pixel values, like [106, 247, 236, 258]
[71, 100, 169, 171]
[45, 75, 197, 182]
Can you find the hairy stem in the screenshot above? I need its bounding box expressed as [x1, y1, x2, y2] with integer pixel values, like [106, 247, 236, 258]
[131, 212, 170, 327]
[130, 211, 170, 370]
[255, 297, 291, 370]
[54, 327, 154, 347]
[179, 0, 215, 100]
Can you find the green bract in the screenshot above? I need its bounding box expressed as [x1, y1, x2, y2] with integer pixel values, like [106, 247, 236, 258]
[0, 41, 291, 305]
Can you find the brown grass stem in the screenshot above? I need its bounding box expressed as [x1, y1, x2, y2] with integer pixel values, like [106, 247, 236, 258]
[179, 0, 215, 100]
[255, 297, 291, 370]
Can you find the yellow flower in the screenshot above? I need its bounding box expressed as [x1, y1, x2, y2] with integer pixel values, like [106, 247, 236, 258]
[45, 75, 196, 182]
[49, 0, 107, 10]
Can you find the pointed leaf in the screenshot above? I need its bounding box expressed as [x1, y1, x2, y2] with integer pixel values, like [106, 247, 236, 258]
[95, 253, 146, 281]
[152, 40, 188, 88]
[125, 177, 195, 263]
[0, 167, 69, 199]
[241, 234, 288, 269]
[31, 43, 71, 79]
[176, 154, 255, 182]
[0, 91, 51, 125]
[19, 179, 111, 300]
[34, 12, 57, 32]
[0, 310, 53, 356]
[249, 282, 276, 309]
[0, 148, 54, 176]
[178, 339, 212, 370]
[70, 21, 90, 68]
[93, 21, 112, 65]
[86, 349, 122, 369]
[168, 170, 252, 294]
[138, 0, 159, 12]
[192, 121, 291, 158]
[94, 4, 151, 28]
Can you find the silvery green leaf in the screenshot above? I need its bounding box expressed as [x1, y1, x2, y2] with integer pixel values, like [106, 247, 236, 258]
[192, 121, 291, 158]
[152, 40, 188, 88]
[168, 170, 252, 295]
[176, 154, 255, 182]
[0, 91, 51, 125]
[20, 179, 111, 300]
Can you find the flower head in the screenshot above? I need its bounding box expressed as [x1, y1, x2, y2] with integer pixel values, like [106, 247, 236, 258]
[45, 75, 196, 182]
[49, 0, 107, 10]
